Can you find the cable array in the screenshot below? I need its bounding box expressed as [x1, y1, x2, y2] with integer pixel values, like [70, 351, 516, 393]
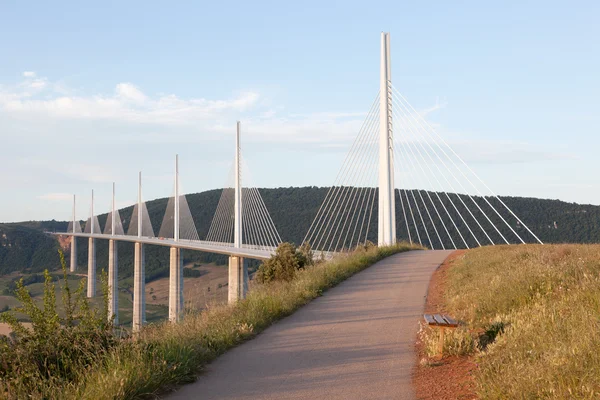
[83, 215, 101, 234]
[127, 202, 155, 238]
[303, 94, 380, 253]
[303, 87, 542, 253]
[205, 158, 282, 249]
[158, 190, 201, 241]
[205, 165, 235, 244]
[103, 209, 125, 235]
[67, 220, 82, 234]
[391, 84, 542, 248]
[240, 156, 282, 250]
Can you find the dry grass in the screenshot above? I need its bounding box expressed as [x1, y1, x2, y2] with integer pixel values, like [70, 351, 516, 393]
[145, 263, 228, 308]
[442, 244, 600, 399]
[10, 242, 420, 400]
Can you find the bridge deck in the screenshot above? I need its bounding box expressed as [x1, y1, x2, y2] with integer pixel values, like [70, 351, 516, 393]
[167, 250, 453, 400]
[53, 233, 275, 260]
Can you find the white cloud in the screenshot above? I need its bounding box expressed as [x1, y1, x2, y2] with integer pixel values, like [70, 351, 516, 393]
[22, 158, 118, 184]
[23, 71, 36, 78]
[115, 82, 146, 102]
[0, 76, 261, 127]
[0, 72, 372, 147]
[38, 193, 72, 201]
[28, 79, 47, 89]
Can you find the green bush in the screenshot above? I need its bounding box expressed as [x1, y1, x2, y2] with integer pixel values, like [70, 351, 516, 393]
[183, 267, 202, 278]
[255, 243, 309, 283]
[0, 250, 117, 399]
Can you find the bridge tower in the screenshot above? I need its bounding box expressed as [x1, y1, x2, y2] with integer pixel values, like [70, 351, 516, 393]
[87, 190, 96, 297]
[229, 121, 248, 303]
[169, 155, 184, 322]
[133, 172, 146, 332]
[70, 195, 77, 272]
[108, 182, 119, 324]
[378, 32, 396, 246]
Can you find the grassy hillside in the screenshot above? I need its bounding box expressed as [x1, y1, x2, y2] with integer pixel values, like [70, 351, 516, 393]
[2, 187, 600, 280]
[0, 224, 61, 274]
[437, 245, 600, 398]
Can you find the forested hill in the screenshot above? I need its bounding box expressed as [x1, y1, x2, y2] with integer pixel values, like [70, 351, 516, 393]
[1, 187, 600, 278]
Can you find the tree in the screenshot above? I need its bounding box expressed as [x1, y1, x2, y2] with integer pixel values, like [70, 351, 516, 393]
[255, 242, 308, 283]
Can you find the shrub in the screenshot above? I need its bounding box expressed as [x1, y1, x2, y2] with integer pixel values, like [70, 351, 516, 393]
[255, 243, 308, 283]
[0, 250, 117, 399]
[183, 267, 202, 278]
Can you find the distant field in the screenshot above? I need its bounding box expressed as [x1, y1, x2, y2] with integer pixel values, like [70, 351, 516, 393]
[145, 262, 228, 311]
[0, 261, 228, 333]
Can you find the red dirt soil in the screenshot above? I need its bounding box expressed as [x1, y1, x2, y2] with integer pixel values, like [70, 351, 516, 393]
[412, 250, 478, 400]
[56, 235, 72, 251]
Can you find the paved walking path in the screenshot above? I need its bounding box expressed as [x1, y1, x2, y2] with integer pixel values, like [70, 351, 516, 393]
[167, 250, 453, 400]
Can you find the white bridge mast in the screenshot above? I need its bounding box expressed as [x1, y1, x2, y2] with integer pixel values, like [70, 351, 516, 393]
[378, 32, 396, 246]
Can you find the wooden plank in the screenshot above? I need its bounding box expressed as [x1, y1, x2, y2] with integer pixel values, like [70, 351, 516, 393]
[433, 314, 447, 326]
[442, 315, 459, 327]
[423, 314, 437, 325]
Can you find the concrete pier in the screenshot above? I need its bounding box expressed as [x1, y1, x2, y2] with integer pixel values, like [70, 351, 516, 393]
[228, 123, 247, 304]
[169, 247, 184, 322]
[228, 256, 248, 303]
[108, 239, 118, 324]
[133, 242, 145, 332]
[87, 238, 96, 297]
[70, 236, 77, 272]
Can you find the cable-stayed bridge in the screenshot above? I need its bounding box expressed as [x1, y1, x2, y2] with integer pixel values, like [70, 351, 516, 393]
[55, 32, 542, 332]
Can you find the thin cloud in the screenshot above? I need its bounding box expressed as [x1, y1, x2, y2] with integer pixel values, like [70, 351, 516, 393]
[38, 193, 72, 201]
[0, 74, 261, 126]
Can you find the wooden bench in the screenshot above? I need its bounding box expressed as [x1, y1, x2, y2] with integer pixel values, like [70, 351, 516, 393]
[423, 314, 459, 356]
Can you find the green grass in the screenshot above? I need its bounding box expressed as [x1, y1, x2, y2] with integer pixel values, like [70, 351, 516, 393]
[441, 244, 600, 399]
[56, 242, 420, 399]
[0, 275, 169, 327]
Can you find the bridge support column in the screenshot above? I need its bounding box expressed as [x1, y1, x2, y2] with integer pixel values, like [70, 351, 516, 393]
[133, 242, 145, 332]
[70, 236, 77, 272]
[108, 239, 118, 325]
[169, 247, 184, 322]
[378, 31, 396, 246]
[228, 256, 248, 304]
[87, 238, 96, 297]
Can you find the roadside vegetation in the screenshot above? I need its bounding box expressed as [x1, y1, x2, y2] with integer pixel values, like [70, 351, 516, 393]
[0, 242, 420, 399]
[421, 244, 600, 399]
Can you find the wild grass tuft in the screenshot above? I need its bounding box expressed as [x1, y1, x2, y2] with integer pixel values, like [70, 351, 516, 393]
[0, 250, 116, 399]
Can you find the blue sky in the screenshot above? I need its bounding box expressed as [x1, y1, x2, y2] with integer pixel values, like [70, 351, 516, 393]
[0, 1, 599, 222]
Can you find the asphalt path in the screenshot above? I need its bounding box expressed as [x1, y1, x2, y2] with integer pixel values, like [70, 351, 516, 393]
[167, 250, 453, 400]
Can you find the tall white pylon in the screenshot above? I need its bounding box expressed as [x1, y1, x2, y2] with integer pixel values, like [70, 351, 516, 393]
[175, 155, 180, 242]
[234, 121, 242, 249]
[108, 182, 119, 324]
[169, 155, 184, 323]
[378, 31, 396, 246]
[70, 195, 77, 272]
[229, 122, 248, 303]
[87, 190, 96, 297]
[133, 172, 145, 332]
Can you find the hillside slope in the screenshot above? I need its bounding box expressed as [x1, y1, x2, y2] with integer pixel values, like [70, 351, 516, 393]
[1, 187, 599, 278]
